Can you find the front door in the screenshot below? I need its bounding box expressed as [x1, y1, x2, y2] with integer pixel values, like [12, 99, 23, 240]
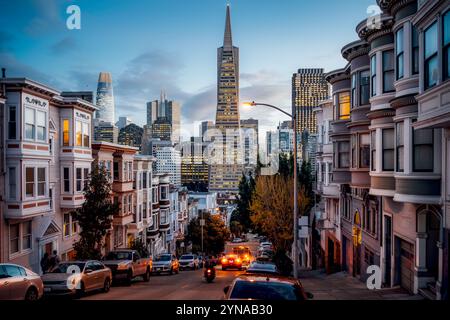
[426, 213, 440, 283]
[399, 239, 414, 294]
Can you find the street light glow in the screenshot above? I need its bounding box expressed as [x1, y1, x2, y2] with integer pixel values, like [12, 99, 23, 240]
[242, 101, 256, 108]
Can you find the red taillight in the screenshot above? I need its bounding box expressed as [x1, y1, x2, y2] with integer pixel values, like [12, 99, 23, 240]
[222, 258, 228, 264]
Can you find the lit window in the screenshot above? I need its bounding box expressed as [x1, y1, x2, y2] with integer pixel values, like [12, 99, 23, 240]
[382, 128, 395, 171]
[338, 92, 350, 120]
[383, 50, 395, 93]
[63, 119, 70, 146]
[63, 213, 70, 237]
[76, 121, 82, 146]
[424, 22, 438, 89]
[82, 122, 90, 147]
[413, 129, 434, 172]
[26, 167, 35, 197]
[396, 122, 404, 172]
[396, 27, 404, 80]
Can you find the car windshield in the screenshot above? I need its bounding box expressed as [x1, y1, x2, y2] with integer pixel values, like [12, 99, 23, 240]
[51, 263, 86, 273]
[155, 255, 171, 261]
[105, 251, 132, 260]
[181, 255, 194, 260]
[230, 280, 303, 300]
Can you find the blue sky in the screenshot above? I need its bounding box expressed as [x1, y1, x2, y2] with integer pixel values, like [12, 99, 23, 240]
[0, 0, 378, 140]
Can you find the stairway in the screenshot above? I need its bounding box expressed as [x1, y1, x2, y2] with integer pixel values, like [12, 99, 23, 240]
[419, 282, 437, 300]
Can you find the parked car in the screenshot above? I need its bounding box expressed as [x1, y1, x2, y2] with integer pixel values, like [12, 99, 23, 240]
[152, 254, 179, 275]
[221, 254, 243, 271]
[246, 262, 280, 275]
[102, 249, 152, 285]
[256, 255, 272, 263]
[41, 260, 111, 297]
[223, 274, 314, 300]
[0, 263, 43, 300]
[179, 254, 199, 270]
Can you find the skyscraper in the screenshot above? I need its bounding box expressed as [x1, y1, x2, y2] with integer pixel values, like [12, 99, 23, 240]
[146, 92, 181, 143]
[240, 118, 259, 169]
[95, 72, 115, 123]
[292, 68, 329, 135]
[209, 5, 243, 192]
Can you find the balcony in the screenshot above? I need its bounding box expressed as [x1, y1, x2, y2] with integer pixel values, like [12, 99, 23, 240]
[147, 226, 160, 238]
[112, 212, 134, 226]
[394, 174, 441, 204]
[5, 198, 51, 219]
[414, 81, 450, 130]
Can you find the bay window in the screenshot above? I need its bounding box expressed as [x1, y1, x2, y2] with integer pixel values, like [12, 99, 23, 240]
[396, 27, 404, 80]
[9, 221, 32, 255]
[360, 70, 370, 105]
[76, 121, 82, 146]
[37, 168, 46, 196]
[63, 213, 70, 237]
[25, 108, 35, 140]
[76, 168, 82, 192]
[371, 131, 377, 171]
[63, 119, 70, 146]
[36, 110, 46, 141]
[412, 26, 419, 75]
[444, 11, 450, 80]
[8, 106, 16, 139]
[351, 74, 357, 108]
[359, 134, 370, 168]
[371, 55, 377, 96]
[337, 141, 350, 169]
[413, 129, 434, 172]
[83, 168, 89, 188]
[22, 221, 32, 250]
[382, 129, 395, 171]
[9, 167, 16, 200]
[76, 121, 90, 147]
[10, 224, 20, 254]
[424, 22, 438, 89]
[337, 92, 350, 120]
[63, 167, 70, 193]
[396, 122, 404, 172]
[26, 167, 35, 197]
[351, 135, 357, 168]
[128, 194, 132, 212]
[383, 50, 395, 93]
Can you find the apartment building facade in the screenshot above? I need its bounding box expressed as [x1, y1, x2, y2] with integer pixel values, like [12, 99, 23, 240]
[314, 0, 449, 299]
[0, 78, 96, 272]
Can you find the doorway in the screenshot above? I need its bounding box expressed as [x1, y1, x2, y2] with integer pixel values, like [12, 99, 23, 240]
[384, 216, 392, 286]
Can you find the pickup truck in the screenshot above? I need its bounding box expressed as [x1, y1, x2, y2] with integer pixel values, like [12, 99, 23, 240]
[102, 249, 152, 285]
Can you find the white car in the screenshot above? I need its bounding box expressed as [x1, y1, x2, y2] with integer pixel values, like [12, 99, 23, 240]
[179, 254, 199, 270]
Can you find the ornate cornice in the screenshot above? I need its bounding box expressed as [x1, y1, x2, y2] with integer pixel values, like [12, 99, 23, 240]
[390, 94, 417, 109]
[367, 108, 396, 120]
[357, 14, 394, 43]
[325, 66, 351, 84]
[377, 0, 417, 17]
[341, 40, 370, 62]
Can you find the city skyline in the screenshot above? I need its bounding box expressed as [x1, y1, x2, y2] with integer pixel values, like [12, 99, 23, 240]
[0, 0, 377, 142]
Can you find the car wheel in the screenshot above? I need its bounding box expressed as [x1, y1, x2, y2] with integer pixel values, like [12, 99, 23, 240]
[76, 282, 85, 298]
[126, 270, 133, 286]
[143, 268, 151, 282]
[103, 278, 111, 293]
[25, 287, 39, 301]
[222, 267, 226, 271]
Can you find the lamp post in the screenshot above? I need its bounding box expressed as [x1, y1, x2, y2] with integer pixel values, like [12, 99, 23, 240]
[242, 101, 299, 278]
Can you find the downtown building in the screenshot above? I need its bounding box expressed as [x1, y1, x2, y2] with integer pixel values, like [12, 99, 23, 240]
[209, 5, 244, 192]
[240, 118, 259, 172]
[146, 92, 181, 144]
[312, 0, 449, 300]
[94, 72, 119, 144]
[181, 137, 210, 189]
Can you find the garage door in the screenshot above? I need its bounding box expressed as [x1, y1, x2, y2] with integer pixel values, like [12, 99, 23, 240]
[400, 240, 414, 293]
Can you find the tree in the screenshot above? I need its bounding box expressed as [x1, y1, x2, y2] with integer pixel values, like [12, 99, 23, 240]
[73, 162, 119, 260]
[230, 173, 255, 232]
[250, 175, 310, 275]
[230, 220, 244, 237]
[185, 212, 230, 255]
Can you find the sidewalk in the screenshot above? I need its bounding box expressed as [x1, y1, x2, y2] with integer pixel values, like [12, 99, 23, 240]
[298, 270, 423, 300]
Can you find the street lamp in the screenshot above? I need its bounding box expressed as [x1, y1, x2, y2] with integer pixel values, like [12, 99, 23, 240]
[242, 101, 299, 278]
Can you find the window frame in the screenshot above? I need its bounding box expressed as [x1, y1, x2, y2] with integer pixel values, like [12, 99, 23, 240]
[444, 10, 450, 81]
[424, 21, 438, 90]
[360, 70, 370, 106]
[371, 55, 377, 97]
[8, 105, 17, 140]
[62, 119, 70, 146]
[382, 50, 395, 93]
[396, 122, 405, 172]
[396, 27, 404, 80]
[337, 92, 351, 120]
[412, 128, 434, 173]
[382, 128, 395, 172]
